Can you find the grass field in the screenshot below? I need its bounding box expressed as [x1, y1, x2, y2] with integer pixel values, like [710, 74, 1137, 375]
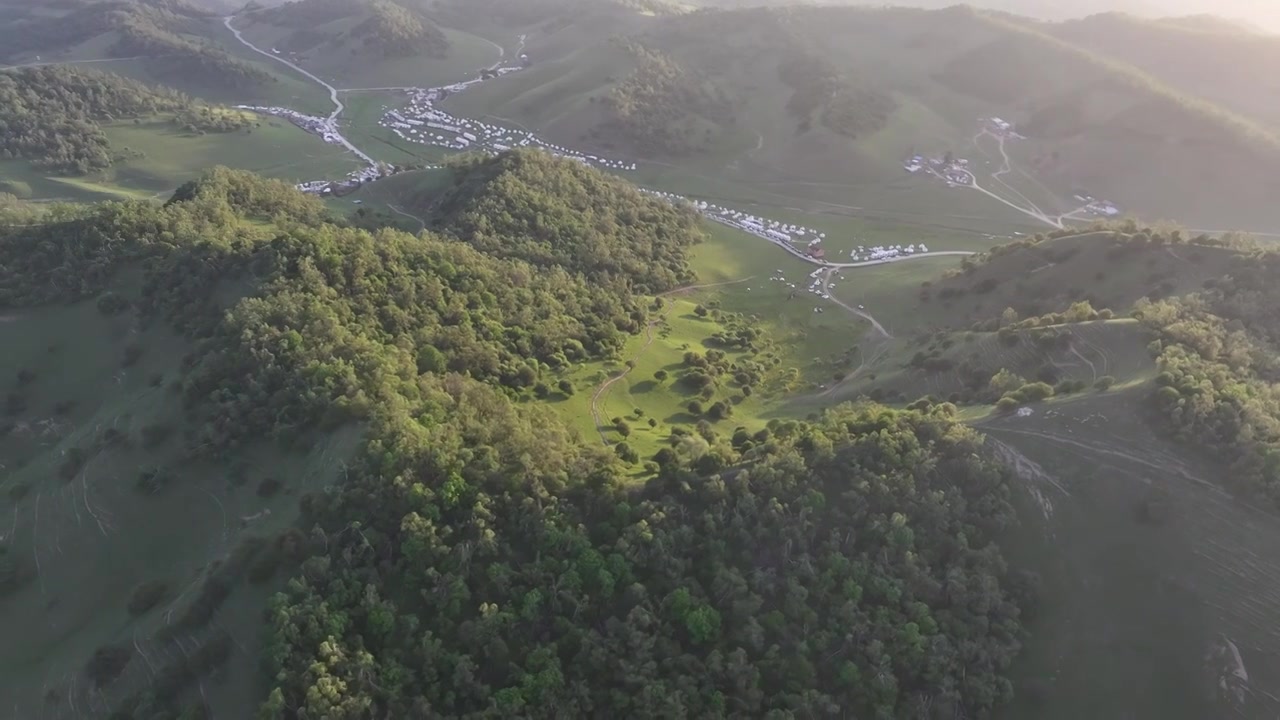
[0, 297, 363, 718]
[974, 389, 1280, 719]
[0, 118, 359, 202]
[105, 119, 360, 188]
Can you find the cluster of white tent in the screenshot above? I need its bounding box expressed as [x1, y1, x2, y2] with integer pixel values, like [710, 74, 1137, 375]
[849, 243, 928, 262]
[639, 190, 835, 263]
[237, 105, 340, 143]
[295, 164, 391, 194]
[527, 137, 636, 171]
[376, 77, 637, 171]
[379, 88, 535, 153]
[695, 204, 822, 246]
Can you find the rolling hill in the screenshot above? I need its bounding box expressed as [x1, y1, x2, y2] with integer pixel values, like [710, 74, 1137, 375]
[1048, 12, 1280, 131]
[439, 2, 1280, 230]
[0, 158, 1031, 720]
[0, 0, 275, 90]
[234, 0, 504, 90]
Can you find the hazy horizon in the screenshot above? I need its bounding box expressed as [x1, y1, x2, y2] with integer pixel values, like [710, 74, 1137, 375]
[738, 0, 1280, 32]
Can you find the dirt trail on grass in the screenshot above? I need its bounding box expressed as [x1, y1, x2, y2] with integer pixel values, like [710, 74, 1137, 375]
[820, 267, 892, 338]
[387, 204, 426, 230]
[817, 340, 891, 400]
[979, 405, 1280, 719]
[589, 277, 754, 445]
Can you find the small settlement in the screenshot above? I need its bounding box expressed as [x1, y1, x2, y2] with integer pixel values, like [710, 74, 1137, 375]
[1072, 193, 1121, 217]
[903, 152, 972, 187]
[377, 83, 637, 172]
[644, 191, 831, 263]
[235, 105, 341, 144]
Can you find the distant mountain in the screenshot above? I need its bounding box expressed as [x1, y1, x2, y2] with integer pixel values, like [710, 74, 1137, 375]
[689, 0, 1280, 33]
[1049, 12, 1280, 129]
[245, 0, 450, 58]
[445, 3, 1280, 228]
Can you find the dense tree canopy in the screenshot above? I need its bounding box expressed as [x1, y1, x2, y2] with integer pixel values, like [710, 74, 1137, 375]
[1, 159, 1026, 718]
[430, 150, 704, 294]
[0, 66, 251, 173]
[263, 402, 1023, 719]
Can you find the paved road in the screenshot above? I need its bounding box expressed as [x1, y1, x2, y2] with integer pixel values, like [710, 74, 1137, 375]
[222, 15, 376, 166]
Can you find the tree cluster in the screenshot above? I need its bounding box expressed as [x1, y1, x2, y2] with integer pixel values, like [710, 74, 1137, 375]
[0, 66, 251, 174]
[598, 42, 738, 156]
[778, 49, 896, 139]
[1134, 251, 1280, 506]
[429, 149, 704, 295]
[262, 403, 1024, 719]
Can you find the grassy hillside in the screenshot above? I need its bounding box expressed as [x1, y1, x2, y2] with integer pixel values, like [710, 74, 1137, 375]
[814, 225, 1255, 413]
[1, 116, 358, 202]
[913, 228, 1244, 329]
[238, 0, 501, 90]
[0, 65, 255, 173]
[436, 3, 1280, 230]
[1050, 13, 1280, 131]
[0, 0, 275, 90]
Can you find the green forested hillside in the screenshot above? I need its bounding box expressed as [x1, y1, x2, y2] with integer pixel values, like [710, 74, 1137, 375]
[262, 403, 1023, 718]
[0, 158, 1027, 718]
[0, 66, 251, 173]
[427, 150, 703, 292]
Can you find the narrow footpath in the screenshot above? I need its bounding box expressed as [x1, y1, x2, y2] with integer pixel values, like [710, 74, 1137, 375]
[590, 277, 754, 445]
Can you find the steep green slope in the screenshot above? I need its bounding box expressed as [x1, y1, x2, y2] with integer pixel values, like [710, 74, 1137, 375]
[425, 150, 702, 293]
